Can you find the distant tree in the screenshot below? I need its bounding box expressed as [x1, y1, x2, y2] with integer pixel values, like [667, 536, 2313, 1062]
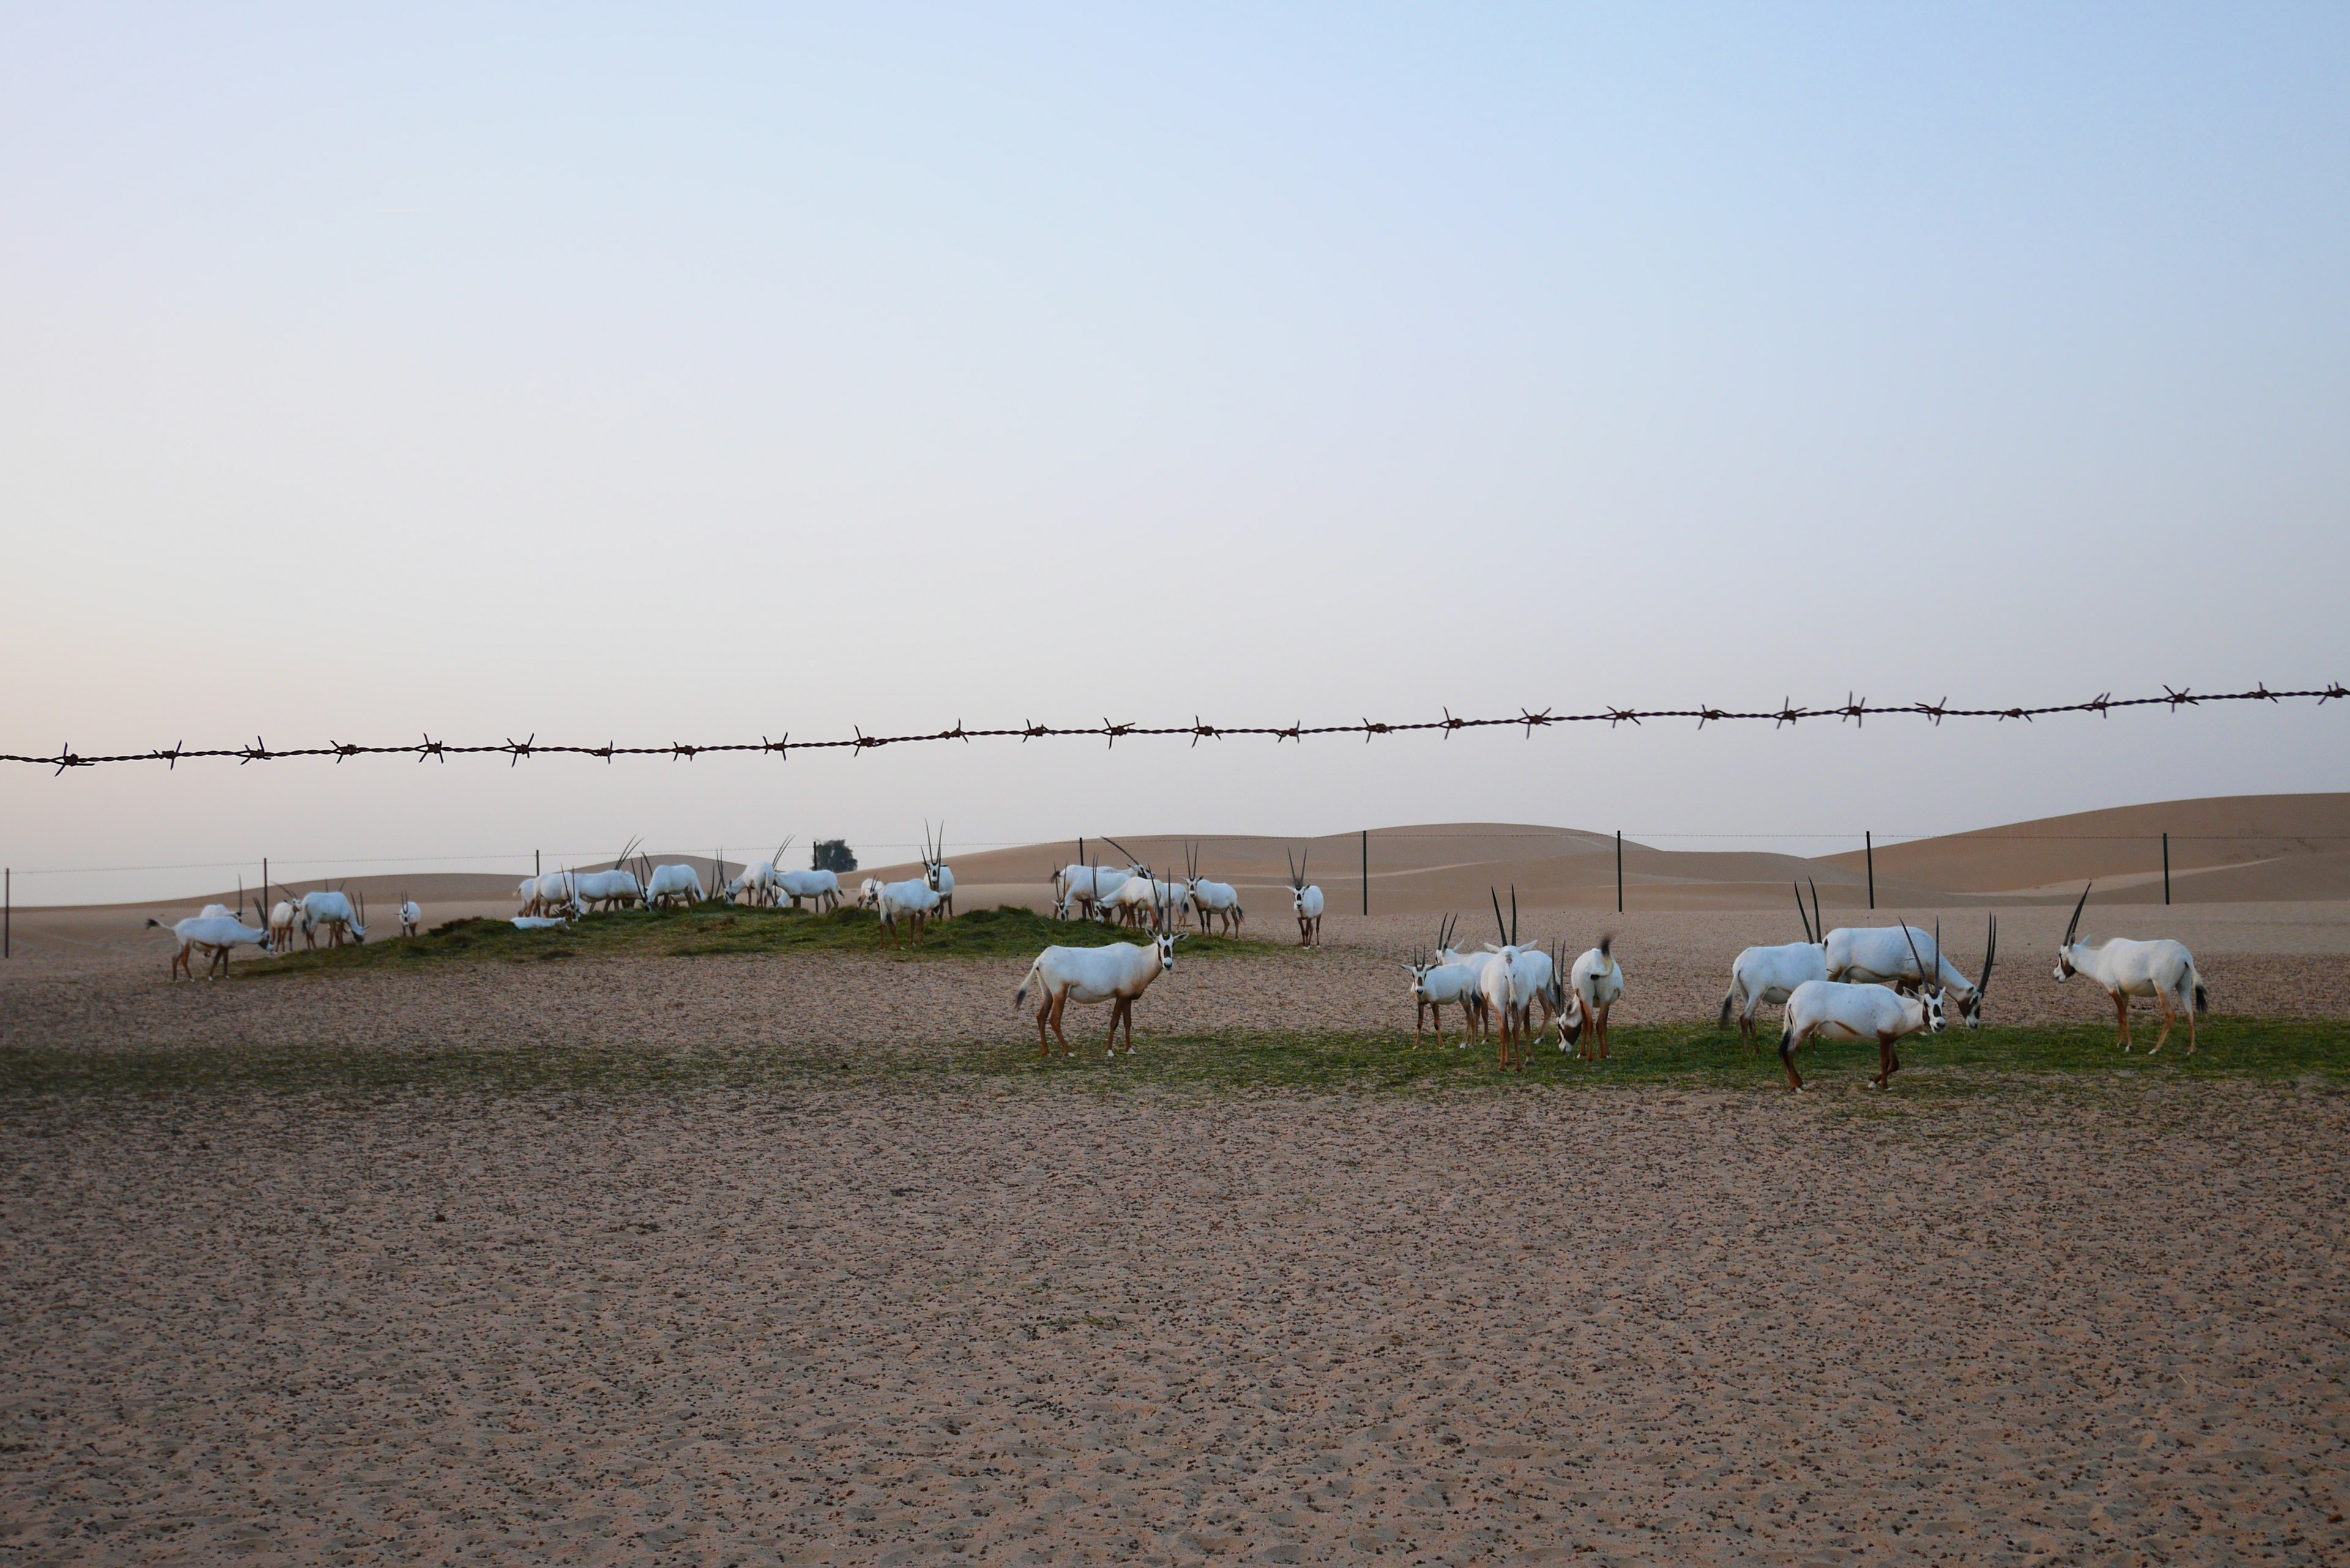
[812, 839, 857, 873]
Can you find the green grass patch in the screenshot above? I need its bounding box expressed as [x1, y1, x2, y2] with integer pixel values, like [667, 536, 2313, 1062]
[7, 1020, 2347, 1100]
[241, 902, 1282, 976]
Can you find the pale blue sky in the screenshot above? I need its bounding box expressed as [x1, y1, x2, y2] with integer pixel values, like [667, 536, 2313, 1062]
[4, 4, 2346, 902]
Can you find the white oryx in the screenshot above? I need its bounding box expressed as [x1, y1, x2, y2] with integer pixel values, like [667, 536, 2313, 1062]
[512, 913, 573, 931]
[2051, 884, 2208, 1055]
[875, 826, 947, 946]
[1570, 936, 1624, 1061]
[1013, 885, 1184, 1057]
[930, 826, 956, 919]
[297, 889, 368, 948]
[1406, 914, 1481, 1048]
[569, 840, 645, 913]
[1719, 881, 1830, 1053]
[857, 878, 882, 910]
[775, 867, 843, 912]
[1825, 916, 1996, 1028]
[268, 898, 302, 954]
[147, 913, 272, 979]
[1780, 922, 1949, 1091]
[643, 863, 706, 910]
[523, 871, 580, 917]
[724, 837, 790, 906]
[1475, 888, 1553, 1072]
[1182, 843, 1244, 936]
[400, 895, 423, 938]
[1288, 849, 1326, 947]
[1053, 864, 1122, 922]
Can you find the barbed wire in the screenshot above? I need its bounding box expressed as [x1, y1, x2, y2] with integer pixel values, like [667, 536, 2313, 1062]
[7, 681, 2343, 774]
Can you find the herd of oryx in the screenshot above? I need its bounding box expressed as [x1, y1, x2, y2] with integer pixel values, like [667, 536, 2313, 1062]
[147, 828, 2209, 1091]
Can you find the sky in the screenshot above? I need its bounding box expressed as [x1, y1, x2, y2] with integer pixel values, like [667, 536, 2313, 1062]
[3, 3, 2346, 904]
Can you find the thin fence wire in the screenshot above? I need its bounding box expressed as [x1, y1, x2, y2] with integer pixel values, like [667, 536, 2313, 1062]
[7, 681, 2344, 772]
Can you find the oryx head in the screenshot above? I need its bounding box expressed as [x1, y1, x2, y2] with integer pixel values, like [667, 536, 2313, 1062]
[2054, 883, 2091, 980]
[1903, 922, 1947, 1034]
[1151, 881, 1185, 970]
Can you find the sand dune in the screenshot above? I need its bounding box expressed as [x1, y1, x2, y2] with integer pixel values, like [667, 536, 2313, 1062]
[15, 796, 2348, 962]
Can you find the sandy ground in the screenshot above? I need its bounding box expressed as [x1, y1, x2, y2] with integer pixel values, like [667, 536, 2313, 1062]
[4, 1081, 2348, 1566]
[7, 908, 2350, 1564]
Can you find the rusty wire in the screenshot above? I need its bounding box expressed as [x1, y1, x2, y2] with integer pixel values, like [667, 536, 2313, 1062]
[6, 682, 2343, 774]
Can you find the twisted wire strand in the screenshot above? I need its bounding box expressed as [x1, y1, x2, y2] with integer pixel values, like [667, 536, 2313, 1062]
[7, 682, 2342, 774]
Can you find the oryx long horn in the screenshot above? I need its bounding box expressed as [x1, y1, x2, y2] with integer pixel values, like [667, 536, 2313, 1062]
[1900, 917, 1929, 984]
[1793, 881, 1815, 945]
[1810, 879, 1823, 945]
[1288, 849, 1300, 888]
[1979, 913, 1997, 995]
[2064, 883, 2092, 949]
[1490, 887, 1509, 944]
[1510, 886, 1519, 946]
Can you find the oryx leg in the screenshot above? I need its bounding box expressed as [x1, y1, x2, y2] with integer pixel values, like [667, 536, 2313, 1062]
[2185, 982, 2199, 1056]
[1873, 1032, 1900, 1089]
[1121, 998, 1137, 1054]
[1103, 998, 1126, 1056]
[1048, 990, 1074, 1056]
[2149, 991, 2176, 1056]
[1779, 1025, 1808, 1091]
[2111, 990, 2132, 1051]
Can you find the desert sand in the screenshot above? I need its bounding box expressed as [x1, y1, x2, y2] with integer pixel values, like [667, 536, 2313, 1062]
[7, 795, 2350, 1564]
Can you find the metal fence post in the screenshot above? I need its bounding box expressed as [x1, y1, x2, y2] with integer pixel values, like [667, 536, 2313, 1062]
[4, 867, 10, 958]
[1616, 831, 1624, 914]
[2163, 832, 2171, 906]
[1362, 830, 1368, 916]
[1866, 831, 1875, 911]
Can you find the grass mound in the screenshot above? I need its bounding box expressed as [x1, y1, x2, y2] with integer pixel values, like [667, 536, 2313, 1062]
[242, 902, 1281, 977]
[10, 1021, 2345, 1100]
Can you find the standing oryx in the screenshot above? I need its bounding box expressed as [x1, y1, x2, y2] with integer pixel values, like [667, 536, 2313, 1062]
[2052, 884, 2208, 1055]
[1570, 936, 1624, 1060]
[399, 894, 422, 938]
[1013, 883, 1184, 1057]
[1406, 914, 1482, 1048]
[1288, 849, 1325, 947]
[1718, 881, 1830, 1052]
[567, 838, 646, 913]
[1182, 843, 1244, 936]
[1780, 921, 1949, 1091]
[268, 895, 303, 954]
[1825, 916, 1997, 1028]
[1477, 888, 1551, 1072]
[928, 824, 956, 919]
[875, 831, 947, 947]
[1053, 862, 1130, 922]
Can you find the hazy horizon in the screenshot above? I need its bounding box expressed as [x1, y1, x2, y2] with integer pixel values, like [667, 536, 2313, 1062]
[6, 5, 2346, 905]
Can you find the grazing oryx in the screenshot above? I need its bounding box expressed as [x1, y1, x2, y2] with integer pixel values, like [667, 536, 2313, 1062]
[1407, 915, 1482, 1048]
[569, 839, 645, 913]
[1570, 936, 1624, 1060]
[400, 895, 422, 938]
[1288, 850, 1326, 947]
[1013, 885, 1184, 1057]
[643, 862, 706, 910]
[725, 837, 789, 906]
[148, 913, 273, 979]
[2052, 884, 2208, 1055]
[1182, 843, 1244, 936]
[1780, 922, 1948, 1091]
[1825, 916, 1996, 1028]
[1091, 837, 1158, 927]
[1719, 881, 1830, 1052]
[297, 889, 368, 948]
[857, 878, 882, 911]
